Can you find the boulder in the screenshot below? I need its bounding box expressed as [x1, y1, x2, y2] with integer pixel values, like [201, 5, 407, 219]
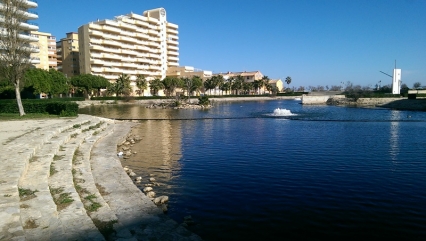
[146, 191, 156, 198]
[143, 187, 153, 193]
[153, 196, 169, 205]
[149, 177, 156, 182]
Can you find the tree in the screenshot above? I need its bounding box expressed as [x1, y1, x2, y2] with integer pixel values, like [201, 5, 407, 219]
[0, 0, 37, 115]
[48, 69, 69, 97]
[149, 78, 164, 96]
[162, 76, 181, 96]
[242, 82, 252, 95]
[260, 76, 270, 94]
[285, 76, 292, 90]
[72, 74, 110, 98]
[231, 75, 244, 95]
[183, 76, 203, 97]
[135, 74, 148, 96]
[24, 68, 51, 96]
[111, 73, 131, 97]
[219, 81, 231, 95]
[413, 82, 422, 89]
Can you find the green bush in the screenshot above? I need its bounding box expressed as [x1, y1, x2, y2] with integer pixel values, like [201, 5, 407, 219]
[0, 100, 78, 116]
[198, 96, 210, 106]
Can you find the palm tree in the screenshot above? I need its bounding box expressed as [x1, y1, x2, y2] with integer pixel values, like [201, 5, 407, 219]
[253, 79, 262, 95]
[135, 74, 148, 96]
[219, 81, 231, 95]
[232, 75, 244, 95]
[285, 76, 292, 91]
[243, 82, 252, 95]
[216, 75, 225, 95]
[109, 73, 131, 96]
[149, 78, 164, 96]
[162, 76, 181, 96]
[260, 76, 270, 94]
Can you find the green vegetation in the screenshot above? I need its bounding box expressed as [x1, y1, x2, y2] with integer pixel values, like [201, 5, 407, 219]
[50, 187, 74, 211]
[0, 100, 78, 116]
[92, 219, 117, 239]
[71, 74, 110, 99]
[18, 188, 38, 201]
[50, 164, 58, 176]
[198, 96, 210, 106]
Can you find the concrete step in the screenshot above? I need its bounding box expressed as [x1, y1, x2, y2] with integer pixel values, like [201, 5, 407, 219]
[72, 123, 120, 237]
[0, 115, 98, 241]
[47, 120, 108, 241]
[18, 117, 105, 240]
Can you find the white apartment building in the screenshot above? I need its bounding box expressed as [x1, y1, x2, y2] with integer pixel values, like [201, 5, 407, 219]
[0, 0, 39, 65]
[78, 8, 179, 94]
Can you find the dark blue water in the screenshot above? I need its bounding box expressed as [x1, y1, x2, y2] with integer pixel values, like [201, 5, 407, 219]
[80, 100, 426, 240]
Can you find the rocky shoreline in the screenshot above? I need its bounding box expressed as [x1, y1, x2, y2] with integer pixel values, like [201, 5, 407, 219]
[326, 97, 426, 111]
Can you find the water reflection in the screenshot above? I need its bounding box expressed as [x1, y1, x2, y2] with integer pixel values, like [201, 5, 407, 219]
[389, 110, 401, 162]
[124, 120, 182, 181]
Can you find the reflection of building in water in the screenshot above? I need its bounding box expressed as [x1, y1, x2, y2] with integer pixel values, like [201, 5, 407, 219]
[126, 120, 182, 180]
[389, 111, 400, 162]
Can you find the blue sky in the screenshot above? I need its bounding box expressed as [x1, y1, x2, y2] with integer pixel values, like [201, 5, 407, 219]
[37, 0, 426, 89]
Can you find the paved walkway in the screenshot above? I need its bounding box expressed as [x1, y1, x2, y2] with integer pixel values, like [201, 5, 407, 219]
[0, 115, 201, 240]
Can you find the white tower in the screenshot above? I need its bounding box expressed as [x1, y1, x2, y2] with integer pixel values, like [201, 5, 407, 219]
[392, 69, 401, 94]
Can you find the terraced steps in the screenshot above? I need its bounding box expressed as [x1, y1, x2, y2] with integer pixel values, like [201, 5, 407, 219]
[1, 115, 203, 241]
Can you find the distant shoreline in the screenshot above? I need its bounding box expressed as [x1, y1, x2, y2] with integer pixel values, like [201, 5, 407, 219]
[76, 96, 426, 112]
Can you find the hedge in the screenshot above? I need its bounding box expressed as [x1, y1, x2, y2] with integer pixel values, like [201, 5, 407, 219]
[0, 100, 79, 117]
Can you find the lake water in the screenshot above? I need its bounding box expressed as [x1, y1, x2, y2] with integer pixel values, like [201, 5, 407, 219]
[80, 100, 426, 240]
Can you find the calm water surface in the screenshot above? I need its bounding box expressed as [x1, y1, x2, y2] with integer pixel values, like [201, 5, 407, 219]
[80, 100, 426, 240]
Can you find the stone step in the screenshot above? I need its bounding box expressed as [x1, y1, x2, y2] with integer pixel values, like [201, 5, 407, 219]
[72, 123, 120, 237]
[47, 120, 109, 241]
[0, 115, 99, 241]
[91, 122, 203, 241]
[18, 118, 107, 240]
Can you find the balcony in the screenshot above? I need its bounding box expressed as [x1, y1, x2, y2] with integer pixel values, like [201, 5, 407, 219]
[121, 49, 137, 55]
[49, 61, 57, 65]
[149, 65, 161, 70]
[136, 45, 150, 52]
[19, 22, 38, 31]
[136, 32, 149, 40]
[89, 29, 103, 37]
[102, 25, 120, 33]
[122, 62, 138, 68]
[102, 39, 121, 47]
[91, 67, 102, 73]
[120, 35, 137, 43]
[90, 59, 105, 65]
[102, 47, 120, 53]
[166, 28, 178, 35]
[148, 29, 159, 36]
[31, 57, 40, 64]
[122, 69, 136, 75]
[168, 56, 179, 61]
[90, 45, 104, 51]
[167, 45, 179, 51]
[149, 53, 161, 59]
[23, 10, 38, 20]
[18, 33, 39, 42]
[89, 23, 102, 30]
[167, 39, 178, 45]
[103, 53, 122, 60]
[24, 0, 38, 8]
[119, 22, 137, 30]
[167, 22, 178, 29]
[168, 62, 179, 67]
[168, 50, 178, 56]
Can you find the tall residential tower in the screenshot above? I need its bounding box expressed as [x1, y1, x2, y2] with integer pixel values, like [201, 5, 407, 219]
[78, 8, 178, 94]
[56, 32, 79, 77]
